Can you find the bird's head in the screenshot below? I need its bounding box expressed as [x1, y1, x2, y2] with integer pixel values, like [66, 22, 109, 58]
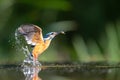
[44, 31, 65, 41]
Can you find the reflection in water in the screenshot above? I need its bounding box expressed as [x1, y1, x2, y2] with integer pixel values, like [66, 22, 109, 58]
[1, 63, 120, 80]
[22, 65, 42, 80]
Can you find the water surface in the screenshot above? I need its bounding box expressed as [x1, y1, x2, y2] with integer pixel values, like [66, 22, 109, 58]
[0, 62, 120, 80]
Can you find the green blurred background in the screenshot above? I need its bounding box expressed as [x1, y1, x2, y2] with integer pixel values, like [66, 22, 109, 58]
[0, 0, 120, 64]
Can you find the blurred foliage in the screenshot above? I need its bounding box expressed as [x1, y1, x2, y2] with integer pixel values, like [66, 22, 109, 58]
[0, 0, 120, 63]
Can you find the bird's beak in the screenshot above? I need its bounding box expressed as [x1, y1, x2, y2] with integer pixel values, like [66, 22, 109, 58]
[56, 31, 65, 35]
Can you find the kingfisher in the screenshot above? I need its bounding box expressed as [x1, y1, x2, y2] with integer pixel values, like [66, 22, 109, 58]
[17, 24, 64, 62]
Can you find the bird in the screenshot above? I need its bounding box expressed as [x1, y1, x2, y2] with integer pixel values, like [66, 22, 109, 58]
[17, 24, 65, 62]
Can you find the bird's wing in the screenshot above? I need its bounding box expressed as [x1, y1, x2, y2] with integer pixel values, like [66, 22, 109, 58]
[18, 24, 43, 46]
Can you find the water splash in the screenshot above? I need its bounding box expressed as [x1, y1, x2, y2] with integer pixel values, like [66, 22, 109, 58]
[15, 29, 41, 66]
[22, 65, 41, 80]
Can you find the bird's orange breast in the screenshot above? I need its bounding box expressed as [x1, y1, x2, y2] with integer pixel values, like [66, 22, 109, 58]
[32, 40, 51, 60]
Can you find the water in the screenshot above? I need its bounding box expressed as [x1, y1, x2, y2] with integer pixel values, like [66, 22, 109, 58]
[0, 62, 120, 80]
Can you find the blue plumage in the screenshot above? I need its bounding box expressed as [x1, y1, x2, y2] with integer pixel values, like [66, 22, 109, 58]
[43, 32, 56, 41]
